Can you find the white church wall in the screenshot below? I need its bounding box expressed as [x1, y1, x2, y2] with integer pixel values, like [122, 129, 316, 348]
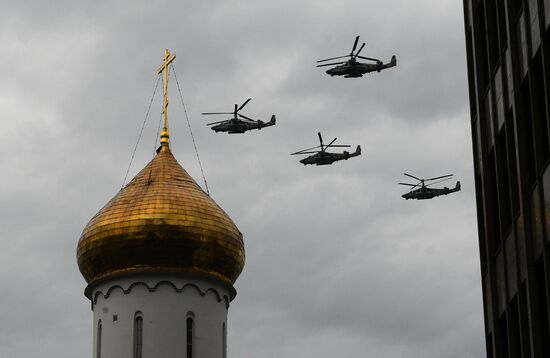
[91, 274, 231, 358]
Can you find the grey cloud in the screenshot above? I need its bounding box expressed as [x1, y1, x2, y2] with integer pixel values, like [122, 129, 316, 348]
[0, 1, 483, 357]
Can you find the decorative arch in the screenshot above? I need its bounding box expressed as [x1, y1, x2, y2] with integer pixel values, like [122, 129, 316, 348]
[92, 280, 230, 308]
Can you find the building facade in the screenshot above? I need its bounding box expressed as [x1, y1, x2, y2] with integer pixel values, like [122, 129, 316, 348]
[463, 0, 550, 357]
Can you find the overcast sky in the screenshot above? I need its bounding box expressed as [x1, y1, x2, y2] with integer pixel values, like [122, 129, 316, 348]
[0, 1, 484, 357]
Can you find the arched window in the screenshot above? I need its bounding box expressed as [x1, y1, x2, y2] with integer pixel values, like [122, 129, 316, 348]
[133, 313, 143, 358]
[96, 320, 102, 358]
[186, 316, 194, 358]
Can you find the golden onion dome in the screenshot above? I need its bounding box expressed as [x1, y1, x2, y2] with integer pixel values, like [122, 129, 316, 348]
[77, 144, 245, 288]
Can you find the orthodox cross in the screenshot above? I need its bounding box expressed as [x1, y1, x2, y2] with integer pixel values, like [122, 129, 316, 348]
[157, 49, 176, 145]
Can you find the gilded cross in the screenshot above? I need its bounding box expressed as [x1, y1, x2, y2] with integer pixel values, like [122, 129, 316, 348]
[157, 49, 176, 145]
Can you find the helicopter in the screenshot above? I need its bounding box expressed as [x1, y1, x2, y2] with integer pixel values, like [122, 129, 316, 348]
[202, 98, 276, 133]
[399, 173, 461, 200]
[291, 132, 361, 165]
[316, 35, 396, 78]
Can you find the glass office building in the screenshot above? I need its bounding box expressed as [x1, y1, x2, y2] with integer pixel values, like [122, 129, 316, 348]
[463, 0, 550, 356]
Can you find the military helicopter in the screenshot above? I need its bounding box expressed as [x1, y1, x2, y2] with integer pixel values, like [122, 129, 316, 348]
[291, 132, 361, 165]
[202, 98, 276, 133]
[399, 173, 461, 200]
[316, 35, 396, 78]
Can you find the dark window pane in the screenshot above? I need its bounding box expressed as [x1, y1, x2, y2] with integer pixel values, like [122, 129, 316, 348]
[497, 127, 512, 233]
[134, 316, 143, 358]
[535, 258, 550, 354]
[532, 51, 550, 170]
[187, 317, 194, 358]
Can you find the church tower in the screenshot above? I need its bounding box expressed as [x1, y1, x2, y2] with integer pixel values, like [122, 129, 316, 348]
[77, 50, 245, 358]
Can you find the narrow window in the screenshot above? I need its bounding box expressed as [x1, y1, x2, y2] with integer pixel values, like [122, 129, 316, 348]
[222, 322, 227, 358]
[186, 317, 194, 358]
[97, 320, 102, 358]
[133, 315, 143, 358]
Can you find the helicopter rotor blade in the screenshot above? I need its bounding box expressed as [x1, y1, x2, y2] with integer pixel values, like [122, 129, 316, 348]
[238, 98, 252, 112]
[316, 62, 346, 67]
[425, 177, 453, 187]
[293, 144, 322, 153]
[426, 174, 454, 182]
[206, 120, 229, 126]
[317, 55, 351, 63]
[326, 137, 338, 148]
[237, 113, 256, 122]
[291, 146, 322, 155]
[202, 112, 233, 115]
[326, 144, 351, 148]
[317, 132, 324, 150]
[398, 182, 417, 187]
[355, 43, 366, 57]
[291, 151, 319, 155]
[404, 173, 423, 182]
[403, 182, 421, 190]
[352, 35, 360, 53]
[356, 56, 381, 62]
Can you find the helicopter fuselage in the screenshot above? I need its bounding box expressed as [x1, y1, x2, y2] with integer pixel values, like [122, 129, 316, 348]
[325, 56, 396, 77]
[211, 115, 276, 134]
[300, 146, 361, 165]
[402, 182, 461, 200]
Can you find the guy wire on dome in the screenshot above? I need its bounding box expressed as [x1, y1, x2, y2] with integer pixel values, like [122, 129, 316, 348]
[122, 49, 210, 195]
